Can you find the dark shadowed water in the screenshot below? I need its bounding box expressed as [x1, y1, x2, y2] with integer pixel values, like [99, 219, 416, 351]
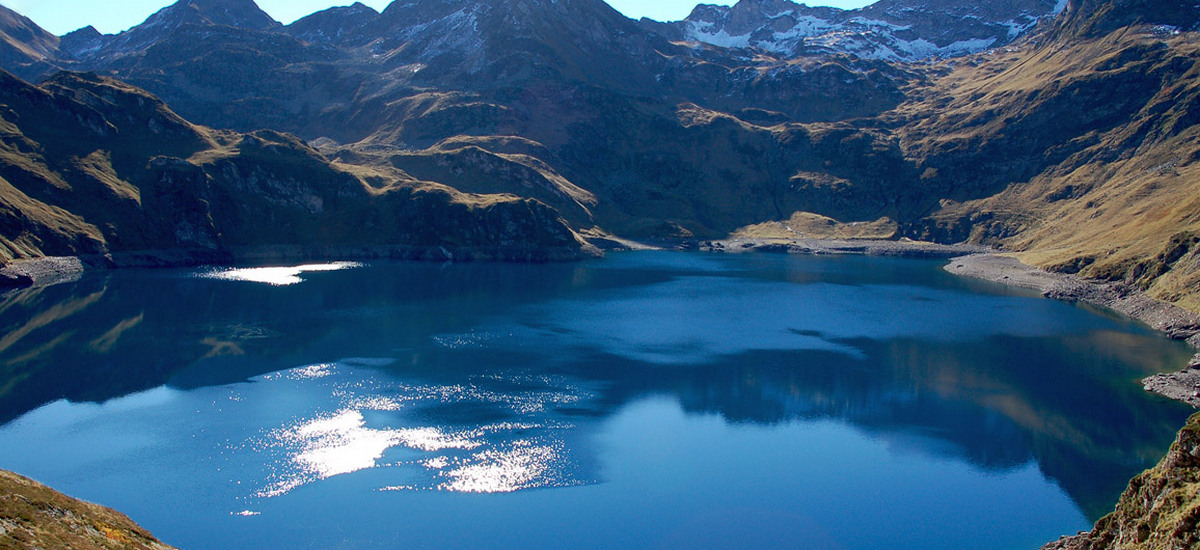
[0, 252, 1192, 549]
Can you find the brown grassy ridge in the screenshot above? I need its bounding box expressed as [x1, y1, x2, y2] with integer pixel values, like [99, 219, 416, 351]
[897, 25, 1200, 311]
[731, 212, 899, 240]
[0, 70, 594, 266]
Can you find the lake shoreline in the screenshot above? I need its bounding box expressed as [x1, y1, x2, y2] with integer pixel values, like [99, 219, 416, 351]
[8, 238, 1199, 398]
[0, 244, 599, 292]
[697, 237, 1200, 407]
[18, 236, 1199, 406]
[944, 253, 1200, 408]
[697, 236, 992, 258]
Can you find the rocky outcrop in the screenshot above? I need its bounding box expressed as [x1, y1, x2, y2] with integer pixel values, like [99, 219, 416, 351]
[1042, 412, 1200, 550]
[0, 469, 177, 550]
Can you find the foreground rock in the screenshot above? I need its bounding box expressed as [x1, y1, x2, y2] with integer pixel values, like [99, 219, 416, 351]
[1041, 412, 1200, 550]
[0, 469, 177, 550]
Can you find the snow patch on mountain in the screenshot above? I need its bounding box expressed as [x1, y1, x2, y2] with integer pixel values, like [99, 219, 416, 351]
[673, 0, 1063, 61]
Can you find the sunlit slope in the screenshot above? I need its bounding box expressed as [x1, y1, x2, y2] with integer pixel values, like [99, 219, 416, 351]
[899, 26, 1200, 311]
[1045, 412, 1200, 550]
[0, 71, 593, 263]
[0, 468, 178, 550]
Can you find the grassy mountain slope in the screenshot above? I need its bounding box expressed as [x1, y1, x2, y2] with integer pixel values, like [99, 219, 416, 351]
[1044, 412, 1200, 550]
[893, 15, 1200, 310]
[0, 5, 61, 82]
[0, 469, 177, 550]
[0, 70, 593, 265]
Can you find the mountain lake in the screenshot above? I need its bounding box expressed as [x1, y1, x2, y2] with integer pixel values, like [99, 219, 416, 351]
[0, 251, 1192, 549]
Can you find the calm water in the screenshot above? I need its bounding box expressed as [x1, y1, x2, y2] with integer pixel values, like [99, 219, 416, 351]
[0, 252, 1193, 549]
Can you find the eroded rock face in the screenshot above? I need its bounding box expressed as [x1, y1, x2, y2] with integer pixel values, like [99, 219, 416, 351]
[1043, 413, 1200, 550]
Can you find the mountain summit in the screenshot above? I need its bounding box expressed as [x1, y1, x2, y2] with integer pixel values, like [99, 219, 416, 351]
[82, 0, 282, 61]
[285, 2, 381, 46]
[138, 0, 280, 32]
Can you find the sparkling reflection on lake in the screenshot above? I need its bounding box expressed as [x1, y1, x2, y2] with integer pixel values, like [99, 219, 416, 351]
[0, 252, 1192, 550]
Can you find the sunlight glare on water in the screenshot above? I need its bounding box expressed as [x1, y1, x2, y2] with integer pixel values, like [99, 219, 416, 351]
[199, 262, 362, 286]
[441, 441, 566, 493]
[260, 409, 481, 497]
[245, 361, 588, 501]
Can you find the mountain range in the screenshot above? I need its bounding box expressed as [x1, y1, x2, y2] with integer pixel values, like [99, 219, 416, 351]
[1, 0, 1200, 546]
[646, 0, 1066, 60]
[0, 0, 1198, 315]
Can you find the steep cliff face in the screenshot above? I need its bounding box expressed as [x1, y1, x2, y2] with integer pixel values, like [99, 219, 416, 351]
[1043, 412, 1200, 550]
[0, 469, 177, 550]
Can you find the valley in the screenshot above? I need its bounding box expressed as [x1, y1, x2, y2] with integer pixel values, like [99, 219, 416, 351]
[0, 0, 1199, 548]
[1, 0, 1197, 313]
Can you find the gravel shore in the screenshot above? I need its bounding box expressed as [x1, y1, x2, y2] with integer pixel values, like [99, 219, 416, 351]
[699, 237, 990, 258]
[947, 254, 1200, 407]
[702, 241, 1200, 408]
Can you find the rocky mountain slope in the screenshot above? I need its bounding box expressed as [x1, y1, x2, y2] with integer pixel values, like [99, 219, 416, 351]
[889, 0, 1200, 311]
[0, 468, 177, 550]
[1043, 411, 1200, 550]
[0, 69, 593, 265]
[8, 0, 917, 243]
[648, 0, 1066, 61]
[0, 6, 62, 82]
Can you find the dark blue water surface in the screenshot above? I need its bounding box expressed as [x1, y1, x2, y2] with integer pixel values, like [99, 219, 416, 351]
[0, 252, 1192, 549]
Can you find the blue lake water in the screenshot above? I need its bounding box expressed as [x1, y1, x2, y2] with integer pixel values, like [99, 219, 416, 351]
[0, 251, 1193, 549]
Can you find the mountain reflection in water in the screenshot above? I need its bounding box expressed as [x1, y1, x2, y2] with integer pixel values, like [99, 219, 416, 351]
[0, 252, 1191, 534]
